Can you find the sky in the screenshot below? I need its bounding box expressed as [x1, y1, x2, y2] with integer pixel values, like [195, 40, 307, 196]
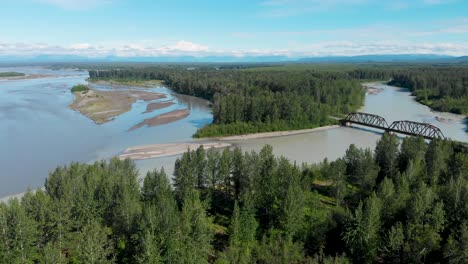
[0, 0, 468, 58]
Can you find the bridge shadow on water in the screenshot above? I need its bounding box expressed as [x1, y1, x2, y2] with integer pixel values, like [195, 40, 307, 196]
[343, 125, 385, 137]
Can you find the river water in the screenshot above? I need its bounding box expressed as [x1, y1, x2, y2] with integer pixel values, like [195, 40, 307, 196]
[0, 67, 466, 198]
[0, 67, 211, 197]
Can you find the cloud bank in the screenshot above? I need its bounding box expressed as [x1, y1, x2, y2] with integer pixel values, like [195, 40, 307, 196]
[0, 40, 467, 58]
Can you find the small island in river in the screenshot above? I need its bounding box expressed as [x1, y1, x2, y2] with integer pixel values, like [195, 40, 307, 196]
[143, 101, 175, 113]
[69, 86, 167, 124]
[129, 109, 190, 131]
[0, 72, 55, 81]
[0, 72, 25, 77]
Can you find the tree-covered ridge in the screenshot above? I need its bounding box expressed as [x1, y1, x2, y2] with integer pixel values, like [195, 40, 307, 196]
[89, 67, 377, 137]
[1, 134, 467, 263]
[388, 67, 468, 115]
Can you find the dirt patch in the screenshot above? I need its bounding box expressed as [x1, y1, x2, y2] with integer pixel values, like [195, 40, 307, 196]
[69, 88, 166, 124]
[143, 101, 175, 113]
[362, 83, 384, 95]
[129, 109, 190, 131]
[118, 142, 231, 160]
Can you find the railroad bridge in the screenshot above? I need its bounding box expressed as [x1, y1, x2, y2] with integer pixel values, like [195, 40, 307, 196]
[340, 112, 445, 140]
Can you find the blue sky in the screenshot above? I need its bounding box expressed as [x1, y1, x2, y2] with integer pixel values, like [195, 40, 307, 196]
[1, 0, 467, 57]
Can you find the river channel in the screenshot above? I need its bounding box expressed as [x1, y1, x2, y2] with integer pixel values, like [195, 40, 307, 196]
[1, 67, 466, 198]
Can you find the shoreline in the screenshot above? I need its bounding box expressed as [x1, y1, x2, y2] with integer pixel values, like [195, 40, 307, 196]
[0, 74, 57, 81]
[88, 79, 164, 88]
[208, 125, 340, 141]
[119, 125, 340, 160]
[365, 82, 467, 125]
[119, 142, 232, 160]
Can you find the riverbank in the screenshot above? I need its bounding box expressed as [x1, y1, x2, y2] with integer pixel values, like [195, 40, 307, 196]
[0, 73, 56, 81]
[211, 125, 340, 141]
[119, 142, 231, 160]
[88, 79, 164, 88]
[69, 87, 167, 124]
[119, 125, 340, 161]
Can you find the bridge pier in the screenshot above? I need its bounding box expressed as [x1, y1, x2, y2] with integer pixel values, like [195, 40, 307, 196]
[339, 120, 350, 126]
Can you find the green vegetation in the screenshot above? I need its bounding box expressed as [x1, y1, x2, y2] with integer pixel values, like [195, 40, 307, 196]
[88, 63, 468, 135]
[1, 134, 467, 263]
[89, 66, 384, 137]
[88, 78, 164, 87]
[193, 119, 338, 138]
[0, 71, 25, 77]
[70, 84, 90, 93]
[388, 67, 468, 115]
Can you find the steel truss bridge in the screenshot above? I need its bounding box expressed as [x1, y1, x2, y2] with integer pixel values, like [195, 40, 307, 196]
[340, 112, 445, 140]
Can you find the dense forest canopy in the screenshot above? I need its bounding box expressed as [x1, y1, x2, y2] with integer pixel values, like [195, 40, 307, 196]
[88, 66, 388, 137]
[87, 63, 468, 136]
[388, 67, 468, 115]
[1, 134, 467, 263]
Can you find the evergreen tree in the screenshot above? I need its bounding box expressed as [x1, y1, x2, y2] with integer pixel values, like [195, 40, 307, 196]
[139, 169, 179, 262]
[375, 133, 399, 182]
[343, 193, 382, 263]
[75, 220, 114, 264]
[444, 221, 468, 263]
[177, 191, 214, 264]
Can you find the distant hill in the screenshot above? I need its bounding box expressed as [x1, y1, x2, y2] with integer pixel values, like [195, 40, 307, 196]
[453, 56, 468, 62]
[0, 53, 466, 64]
[297, 54, 454, 63]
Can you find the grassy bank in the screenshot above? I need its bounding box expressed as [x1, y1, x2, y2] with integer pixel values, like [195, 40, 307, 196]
[413, 92, 468, 115]
[194, 119, 338, 138]
[88, 78, 164, 87]
[0, 72, 25, 77]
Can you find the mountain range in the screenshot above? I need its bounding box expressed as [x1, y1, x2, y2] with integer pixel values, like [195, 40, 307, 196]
[0, 54, 467, 64]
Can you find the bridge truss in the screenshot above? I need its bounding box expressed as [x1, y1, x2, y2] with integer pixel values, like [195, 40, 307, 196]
[340, 112, 445, 140]
[388, 120, 445, 139]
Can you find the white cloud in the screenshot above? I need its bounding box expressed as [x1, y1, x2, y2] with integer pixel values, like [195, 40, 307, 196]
[35, 0, 111, 10]
[0, 40, 467, 58]
[160, 41, 209, 52]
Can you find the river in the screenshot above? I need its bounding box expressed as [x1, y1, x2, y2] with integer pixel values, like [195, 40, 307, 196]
[0, 67, 211, 197]
[0, 67, 466, 198]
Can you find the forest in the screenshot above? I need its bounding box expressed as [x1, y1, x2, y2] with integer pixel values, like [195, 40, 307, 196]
[88, 66, 385, 137]
[88, 64, 468, 136]
[388, 67, 468, 115]
[1, 134, 467, 263]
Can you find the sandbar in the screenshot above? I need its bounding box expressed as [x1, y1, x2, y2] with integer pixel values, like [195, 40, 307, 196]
[70, 88, 166, 124]
[143, 101, 175, 113]
[118, 142, 231, 160]
[129, 109, 190, 131]
[209, 125, 340, 141]
[0, 74, 55, 81]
